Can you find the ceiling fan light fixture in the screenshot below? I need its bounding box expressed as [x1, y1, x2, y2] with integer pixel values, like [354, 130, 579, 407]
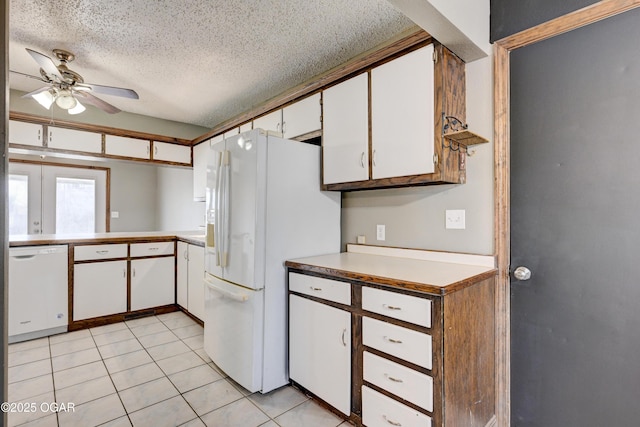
[55, 90, 77, 110]
[31, 89, 55, 109]
[68, 100, 86, 115]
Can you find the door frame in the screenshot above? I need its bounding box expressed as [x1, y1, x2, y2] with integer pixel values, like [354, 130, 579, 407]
[493, 1, 640, 425]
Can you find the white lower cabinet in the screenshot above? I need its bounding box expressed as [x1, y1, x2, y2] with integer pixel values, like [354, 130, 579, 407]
[177, 242, 205, 321]
[289, 294, 351, 416]
[131, 257, 175, 311]
[187, 244, 205, 320]
[74, 260, 128, 321]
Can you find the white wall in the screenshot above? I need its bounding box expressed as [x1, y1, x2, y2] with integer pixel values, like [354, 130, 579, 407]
[341, 53, 494, 255]
[156, 166, 205, 232]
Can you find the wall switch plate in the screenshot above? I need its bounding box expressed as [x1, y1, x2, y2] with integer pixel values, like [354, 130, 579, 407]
[357, 235, 366, 244]
[111, 211, 120, 219]
[445, 210, 465, 229]
[376, 224, 386, 241]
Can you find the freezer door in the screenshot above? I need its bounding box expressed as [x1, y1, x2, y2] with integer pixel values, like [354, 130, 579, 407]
[203, 275, 264, 392]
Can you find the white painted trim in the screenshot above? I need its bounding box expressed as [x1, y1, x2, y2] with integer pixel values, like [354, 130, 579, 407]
[346, 244, 495, 268]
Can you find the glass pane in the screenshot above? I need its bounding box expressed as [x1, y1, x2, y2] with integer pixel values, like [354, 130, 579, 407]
[56, 177, 96, 234]
[8, 174, 29, 235]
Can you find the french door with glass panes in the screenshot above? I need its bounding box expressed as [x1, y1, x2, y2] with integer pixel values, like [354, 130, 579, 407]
[8, 162, 107, 235]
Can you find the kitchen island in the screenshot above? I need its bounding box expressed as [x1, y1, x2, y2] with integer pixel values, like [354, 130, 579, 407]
[8, 231, 206, 342]
[285, 244, 497, 427]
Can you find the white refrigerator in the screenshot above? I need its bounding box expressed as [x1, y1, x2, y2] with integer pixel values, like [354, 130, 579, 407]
[203, 128, 341, 393]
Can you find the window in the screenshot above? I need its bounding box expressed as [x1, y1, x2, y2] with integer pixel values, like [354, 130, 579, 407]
[8, 162, 109, 235]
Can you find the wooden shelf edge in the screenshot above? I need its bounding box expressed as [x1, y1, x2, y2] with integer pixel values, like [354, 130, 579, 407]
[443, 130, 489, 147]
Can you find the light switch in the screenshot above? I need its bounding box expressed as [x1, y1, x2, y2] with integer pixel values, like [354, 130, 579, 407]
[445, 210, 465, 229]
[111, 211, 120, 219]
[376, 224, 386, 241]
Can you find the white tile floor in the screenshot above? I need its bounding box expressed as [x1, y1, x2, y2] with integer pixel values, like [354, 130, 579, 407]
[7, 311, 351, 427]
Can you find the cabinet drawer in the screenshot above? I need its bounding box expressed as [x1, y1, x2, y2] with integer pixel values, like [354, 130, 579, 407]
[289, 272, 351, 305]
[74, 244, 128, 261]
[363, 317, 432, 370]
[362, 385, 432, 427]
[130, 241, 174, 257]
[362, 287, 432, 328]
[364, 351, 433, 412]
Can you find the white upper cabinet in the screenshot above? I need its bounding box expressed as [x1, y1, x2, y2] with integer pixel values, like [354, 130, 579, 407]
[193, 140, 210, 201]
[371, 45, 435, 179]
[322, 73, 369, 185]
[253, 110, 283, 134]
[239, 122, 252, 134]
[105, 135, 150, 159]
[152, 141, 191, 165]
[9, 120, 44, 146]
[283, 93, 321, 139]
[48, 127, 102, 153]
[224, 127, 240, 139]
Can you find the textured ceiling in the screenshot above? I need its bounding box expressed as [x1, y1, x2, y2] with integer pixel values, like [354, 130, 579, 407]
[9, 0, 416, 129]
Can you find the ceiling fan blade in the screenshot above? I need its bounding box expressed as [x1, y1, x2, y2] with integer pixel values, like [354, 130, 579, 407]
[21, 86, 53, 99]
[75, 91, 121, 114]
[10, 70, 48, 82]
[78, 82, 139, 99]
[26, 48, 62, 79]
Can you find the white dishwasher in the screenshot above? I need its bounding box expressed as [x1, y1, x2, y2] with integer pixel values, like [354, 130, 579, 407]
[9, 245, 69, 343]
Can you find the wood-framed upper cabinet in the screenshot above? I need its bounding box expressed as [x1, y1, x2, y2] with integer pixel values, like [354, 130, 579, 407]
[9, 120, 44, 147]
[253, 110, 283, 134]
[48, 126, 103, 154]
[322, 43, 467, 191]
[282, 93, 321, 139]
[152, 141, 191, 165]
[322, 72, 370, 185]
[371, 44, 435, 180]
[105, 135, 151, 160]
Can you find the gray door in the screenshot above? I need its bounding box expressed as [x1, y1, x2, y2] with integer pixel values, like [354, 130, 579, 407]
[510, 8, 640, 426]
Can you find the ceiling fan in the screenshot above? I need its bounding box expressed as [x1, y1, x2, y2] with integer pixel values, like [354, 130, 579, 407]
[10, 48, 139, 115]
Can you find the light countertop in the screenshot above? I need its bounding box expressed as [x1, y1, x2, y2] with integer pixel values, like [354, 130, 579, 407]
[10, 230, 206, 247]
[286, 245, 497, 296]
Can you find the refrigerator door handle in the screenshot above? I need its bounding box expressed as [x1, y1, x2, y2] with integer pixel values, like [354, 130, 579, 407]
[205, 278, 249, 302]
[214, 153, 223, 266]
[221, 150, 231, 268]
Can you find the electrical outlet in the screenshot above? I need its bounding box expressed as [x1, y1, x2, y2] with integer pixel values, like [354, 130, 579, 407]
[445, 210, 466, 229]
[376, 224, 386, 241]
[111, 211, 120, 219]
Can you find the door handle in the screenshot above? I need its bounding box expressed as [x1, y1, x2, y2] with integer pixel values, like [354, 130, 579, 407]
[513, 266, 532, 281]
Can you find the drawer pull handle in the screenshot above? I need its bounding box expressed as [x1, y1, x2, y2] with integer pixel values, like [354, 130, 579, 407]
[383, 415, 402, 426]
[149, 247, 159, 251]
[383, 304, 402, 311]
[341, 328, 347, 347]
[384, 336, 403, 344]
[96, 250, 109, 254]
[310, 286, 322, 291]
[385, 374, 404, 383]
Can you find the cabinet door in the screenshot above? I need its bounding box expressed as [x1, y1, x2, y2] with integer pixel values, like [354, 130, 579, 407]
[48, 127, 103, 153]
[74, 261, 127, 320]
[187, 244, 205, 321]
[322, 73, 369, 184]
[152, 141, 191, 165]
[283, 93, 321, 139]
[105, 135, 151, 159]
[9, 120, 44, 146]
[253, 110, 282, 134]
[131, 257, 175, 311]
[177, 242, 189, 309]
[289, 294, 351, 415]
[193, 140, 209, 201]
[371, 44, 435, 179]
[239, 122, 252, 133]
